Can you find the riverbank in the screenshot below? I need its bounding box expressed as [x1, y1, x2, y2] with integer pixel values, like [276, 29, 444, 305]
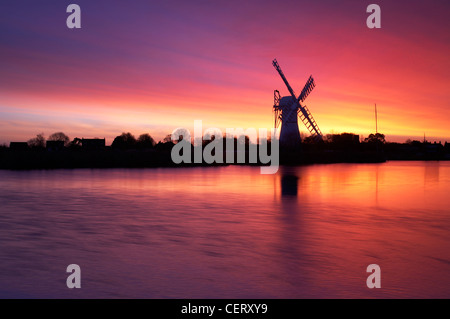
[0, 147, 448, 170]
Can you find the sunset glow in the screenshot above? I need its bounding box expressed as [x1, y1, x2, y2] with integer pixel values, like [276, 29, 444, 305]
[1, 0, 449, 144]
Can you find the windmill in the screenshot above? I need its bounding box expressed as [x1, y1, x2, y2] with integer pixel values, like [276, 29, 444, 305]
[272, 59, 322, 149]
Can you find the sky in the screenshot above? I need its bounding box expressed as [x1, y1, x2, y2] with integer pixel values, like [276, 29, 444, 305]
[0, 0, 449, 145]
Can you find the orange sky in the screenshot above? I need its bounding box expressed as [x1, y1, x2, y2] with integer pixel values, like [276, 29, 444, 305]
[0, 1, 449, 145]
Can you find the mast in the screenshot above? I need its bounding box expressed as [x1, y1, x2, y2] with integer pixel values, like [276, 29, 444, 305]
[375, 103, 378, 134]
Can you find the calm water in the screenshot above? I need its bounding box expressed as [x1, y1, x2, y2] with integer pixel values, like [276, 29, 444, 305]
[0, 162, 449, 298]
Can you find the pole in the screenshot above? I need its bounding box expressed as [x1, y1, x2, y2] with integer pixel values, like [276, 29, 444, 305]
[375, 103, 378, 134]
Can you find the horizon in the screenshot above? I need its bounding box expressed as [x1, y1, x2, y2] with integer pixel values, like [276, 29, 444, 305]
[1, 1, 449, 146]
[3, 129, 447, 147]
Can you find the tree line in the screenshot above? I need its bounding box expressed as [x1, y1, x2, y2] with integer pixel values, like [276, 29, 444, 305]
[23, 132, 164, 150]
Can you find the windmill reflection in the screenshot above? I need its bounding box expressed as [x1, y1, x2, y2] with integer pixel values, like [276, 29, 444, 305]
[281, 172, 299, 197]
[273, 166, 300, 200]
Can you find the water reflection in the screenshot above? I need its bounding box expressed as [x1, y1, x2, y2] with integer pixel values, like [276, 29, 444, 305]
[375, 164, 379, 205]
[0, 162, 449, 298]
[280, 168, 299, 197]
[424, 162, 440, 185]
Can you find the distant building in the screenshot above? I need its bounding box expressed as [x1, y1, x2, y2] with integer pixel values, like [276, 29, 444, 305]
[46, 140, 65, 151]
[9, 142, 28, 150]
[82, 138, 105, 150]
[330, 133, 360, 145]
[425, 142, 443, 154]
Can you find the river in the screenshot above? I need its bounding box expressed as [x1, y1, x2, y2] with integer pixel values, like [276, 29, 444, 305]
[0, 161, 449, 298]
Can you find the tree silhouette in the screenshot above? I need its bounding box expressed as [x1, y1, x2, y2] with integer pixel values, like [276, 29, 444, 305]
[137, 133, 155, 149]
[163, 134, 172, 143]
[111, 132, 137, 149]
[48, 132, 70, 146]
[364, 133, 385, 144]
[155, 134, 175, 151]
[28, 133, 45, 149]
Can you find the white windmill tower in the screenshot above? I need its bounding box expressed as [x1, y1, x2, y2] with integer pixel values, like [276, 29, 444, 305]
[272, 59, 322, 149]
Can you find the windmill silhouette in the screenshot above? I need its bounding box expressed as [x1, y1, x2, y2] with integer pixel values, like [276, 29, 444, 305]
[272, 59, 322, 149]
